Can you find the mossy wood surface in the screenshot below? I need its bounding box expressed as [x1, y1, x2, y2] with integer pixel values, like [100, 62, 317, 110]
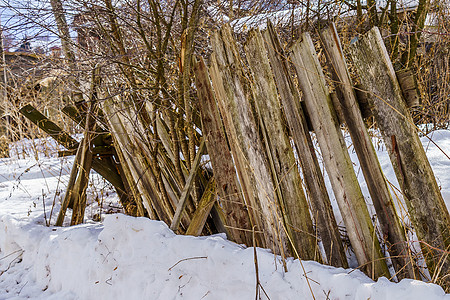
[349, 27, 450, 286]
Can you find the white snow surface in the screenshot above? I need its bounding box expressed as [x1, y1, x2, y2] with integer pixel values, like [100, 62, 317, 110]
[0, 130, 449, 299]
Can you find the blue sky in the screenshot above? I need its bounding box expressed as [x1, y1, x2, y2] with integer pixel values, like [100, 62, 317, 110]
[0, 0, 60, 51]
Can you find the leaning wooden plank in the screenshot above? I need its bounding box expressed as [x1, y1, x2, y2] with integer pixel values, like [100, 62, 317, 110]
[245, 29, 317, 260]
[55, 142, 83, 226]
[102, 97, 161, 221]
[156, 113, 227, 234]
[349, 27, 450, 287]
[194, 57, 252, 246]
[185, 178, 216, 236]
[19, 104, 78, 149]
[210, 24, 288, 255]
[70, 92, 98, 225]
[62, 104, 112, 148]
[170, 138, 206, 232]
[156, 116, 204, 227]
[321, 23, 416, 279]
[111, 145, 146, 217]
[263, 23, 348, 268]
[105, 97, 176, 225]
[19, 104, 134, 216]
[58, 146, 113, 157]
[70, 135, 94, 225]
[290, 32, 390, 279]
[395, 68, 421, 108]
[62, 104, 84, 125]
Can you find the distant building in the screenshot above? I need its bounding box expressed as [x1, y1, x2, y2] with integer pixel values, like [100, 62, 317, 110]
[49, 46, 62, 58]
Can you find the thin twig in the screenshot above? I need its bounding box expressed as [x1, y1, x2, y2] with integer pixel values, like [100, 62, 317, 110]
[168, 256, 207, 271]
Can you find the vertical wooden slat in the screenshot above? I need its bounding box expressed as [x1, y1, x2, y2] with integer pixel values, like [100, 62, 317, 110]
[320, 23, 416, 279]
[70, 70, 98, 225]
[170, 138, 206, 232]
[349, 27, 450, 287]
[194, 57, 253, 245]
[61, 103, 138, 217]
[290, 32, 390, 279]
[112, 145, 146, 217]
[102, 96, 167, 222]
[186, 178, 216, 236]
[263, 23, 348, 268]
[55, 142, 83, 226]
[70, 135, 94, 225]
[209, 24, 288, 255]
[245, 29, 317, 260]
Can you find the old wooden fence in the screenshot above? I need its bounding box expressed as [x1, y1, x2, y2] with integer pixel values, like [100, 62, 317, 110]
[20, 22, 450, 288]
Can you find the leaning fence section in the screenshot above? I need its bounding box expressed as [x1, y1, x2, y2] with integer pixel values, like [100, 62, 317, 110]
[20, 22, 450, 289]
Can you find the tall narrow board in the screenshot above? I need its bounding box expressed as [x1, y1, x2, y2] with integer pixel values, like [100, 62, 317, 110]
[263, 23, 347, 268]
[245, 29, 317, 260]
[209, 24, 289, 256]
[290, 32, 390, 279]
[320, 23, 416, 279]
[349, 27, 450, 287]
[194, 57, 253, 245]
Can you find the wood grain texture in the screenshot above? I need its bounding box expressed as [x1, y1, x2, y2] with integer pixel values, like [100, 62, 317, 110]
[194, 57, 253, 245]
[349, 27, 450, 287]
[245, 29, 317, 260]
[321, 23, 416, 279]
[209, 24, 288, 255]
[263, 23, 347, 268]
[290, 32, 390, 279]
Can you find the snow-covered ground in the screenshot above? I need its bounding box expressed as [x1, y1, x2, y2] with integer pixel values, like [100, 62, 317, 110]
[0, 130, 449, 299]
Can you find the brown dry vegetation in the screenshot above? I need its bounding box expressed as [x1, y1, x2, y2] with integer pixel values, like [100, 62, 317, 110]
[0, 0, 449, 290]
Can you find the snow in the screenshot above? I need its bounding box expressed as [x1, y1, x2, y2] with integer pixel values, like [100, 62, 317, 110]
[0, 130, 449, 299]
[229, 0, 420, 33]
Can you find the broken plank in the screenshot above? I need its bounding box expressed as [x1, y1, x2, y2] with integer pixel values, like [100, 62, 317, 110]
[170, 138, 206, 232]
[20, 104, 78, 149]
[185, 178, 216, 236]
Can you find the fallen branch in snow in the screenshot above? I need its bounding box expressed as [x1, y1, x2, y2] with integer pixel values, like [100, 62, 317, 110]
[0, 249, 24, 276]
[168, 256, 208, 271]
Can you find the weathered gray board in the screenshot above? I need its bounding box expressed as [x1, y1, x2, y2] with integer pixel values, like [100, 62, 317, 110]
[18, 104, 134, 220]
[194, 57, 253, 246]
[290, 32, 390, 278]
[102, 96, 174, 224]
[320, 24, 416, 279]
[245, 29, 317, 260]
[349, 27, 450, 286]
[263, 22, 348, 268]
[209, 24, 289, 257]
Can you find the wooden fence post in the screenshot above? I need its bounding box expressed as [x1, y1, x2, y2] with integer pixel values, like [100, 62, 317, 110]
[290, 32, 390, 279]
[55, 142, 83, 226]
[263, 23, 348, 268]
[194, 57, 253, 245]
[349, 27, 450, 288]
[245, 29, 317, 260]
[320, 23, 416, 279]
[209, 24, 289, 257]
